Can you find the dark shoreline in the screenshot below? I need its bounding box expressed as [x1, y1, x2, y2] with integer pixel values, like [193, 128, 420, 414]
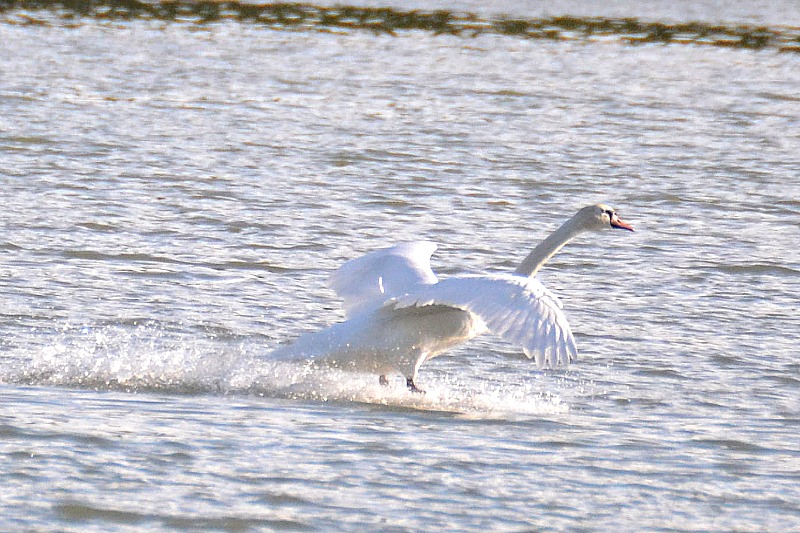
[2, 0, 799, 52]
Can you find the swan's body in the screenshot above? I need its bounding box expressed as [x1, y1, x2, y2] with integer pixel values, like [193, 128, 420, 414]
[271, 204, 633, 391]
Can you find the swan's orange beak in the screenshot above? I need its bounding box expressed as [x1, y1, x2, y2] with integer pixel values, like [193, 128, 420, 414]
[610, 213, 635, 231]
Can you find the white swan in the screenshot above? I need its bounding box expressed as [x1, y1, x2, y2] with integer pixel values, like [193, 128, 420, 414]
[271, 204, 634, 392]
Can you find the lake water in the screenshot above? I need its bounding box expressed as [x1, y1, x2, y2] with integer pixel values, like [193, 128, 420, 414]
[1, 2, 799, 531]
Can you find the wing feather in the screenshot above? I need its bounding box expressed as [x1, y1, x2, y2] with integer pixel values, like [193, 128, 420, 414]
[328, 241, 439, 317]
[392, 274, 577, 368]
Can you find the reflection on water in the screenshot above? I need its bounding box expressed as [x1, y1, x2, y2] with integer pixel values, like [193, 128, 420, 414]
[2, 0, 800, 52]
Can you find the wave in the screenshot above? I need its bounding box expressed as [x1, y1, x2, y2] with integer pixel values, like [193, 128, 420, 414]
[1, 322, 569, 418]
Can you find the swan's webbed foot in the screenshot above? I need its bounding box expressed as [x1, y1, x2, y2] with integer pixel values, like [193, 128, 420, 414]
[378, 375, 389, 387]
[406, 377, 425, 394]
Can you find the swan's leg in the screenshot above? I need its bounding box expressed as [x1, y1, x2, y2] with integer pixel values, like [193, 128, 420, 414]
[378, 375, 389, 386]
[406, 377, 425, 394]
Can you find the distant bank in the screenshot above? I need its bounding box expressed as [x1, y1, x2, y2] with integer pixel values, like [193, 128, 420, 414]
[2, 0, 799, 52]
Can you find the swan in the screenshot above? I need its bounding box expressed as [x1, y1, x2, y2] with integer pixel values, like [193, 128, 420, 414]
[271, 204, 634, 392]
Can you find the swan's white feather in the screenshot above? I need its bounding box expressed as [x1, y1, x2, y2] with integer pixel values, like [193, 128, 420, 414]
[391, 274, 577, 369]
[328, 241, 438, 317]
[276, 204, 634, 385]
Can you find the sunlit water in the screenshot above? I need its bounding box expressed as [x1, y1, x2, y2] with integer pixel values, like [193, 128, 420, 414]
[1, 5, 799, 531]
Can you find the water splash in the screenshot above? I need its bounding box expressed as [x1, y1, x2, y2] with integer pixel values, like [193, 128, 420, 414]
[2, 322, 569, 417]
[5, 322, 241, 393]
[232, 359, 569, 418]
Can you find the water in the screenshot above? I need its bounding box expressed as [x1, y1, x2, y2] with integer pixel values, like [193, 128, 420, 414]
[2, 3, 800, 531]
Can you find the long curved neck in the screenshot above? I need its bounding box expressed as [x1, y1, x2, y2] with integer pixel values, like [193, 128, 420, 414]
[514, 217, 585, 277]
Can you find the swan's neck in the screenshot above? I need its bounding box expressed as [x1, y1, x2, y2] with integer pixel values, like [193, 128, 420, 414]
[514, 217, 585, 277]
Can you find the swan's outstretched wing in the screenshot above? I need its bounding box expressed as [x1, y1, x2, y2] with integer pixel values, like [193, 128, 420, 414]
[392, 274, 577, 369]
[329, 241, 439, 317]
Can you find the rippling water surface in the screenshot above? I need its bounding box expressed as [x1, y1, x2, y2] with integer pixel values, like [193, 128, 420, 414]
[1, 3, 799, 531]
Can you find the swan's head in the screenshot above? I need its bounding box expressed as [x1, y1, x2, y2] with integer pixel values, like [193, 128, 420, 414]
[575, 204, 635, 232]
